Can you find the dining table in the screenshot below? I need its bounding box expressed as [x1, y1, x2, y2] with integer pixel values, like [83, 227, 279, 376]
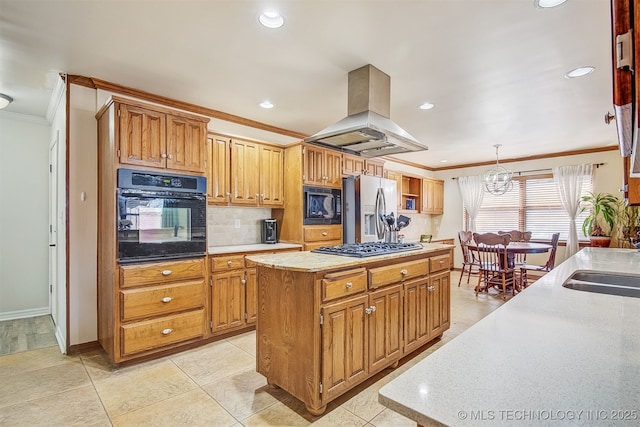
[469, 241, 553, 293]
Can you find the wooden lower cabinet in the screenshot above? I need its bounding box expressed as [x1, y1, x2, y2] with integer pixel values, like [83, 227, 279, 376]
[101, 258, 207, 364]
[256, 250, 451, 415]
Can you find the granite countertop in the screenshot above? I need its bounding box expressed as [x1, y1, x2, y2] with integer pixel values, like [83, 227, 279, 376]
[208, 243, 302, 255]
[245, 243, 454, 272]
[378, 248, 640, 426]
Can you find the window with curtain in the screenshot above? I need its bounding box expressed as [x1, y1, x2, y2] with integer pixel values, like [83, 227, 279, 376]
[470, 173, 593, 241]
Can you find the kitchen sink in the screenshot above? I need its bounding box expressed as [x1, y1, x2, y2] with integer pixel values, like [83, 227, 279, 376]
[562, 271, 640, 298]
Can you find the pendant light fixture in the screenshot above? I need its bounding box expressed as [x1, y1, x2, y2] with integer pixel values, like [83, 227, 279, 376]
[483, 144, 513, 195]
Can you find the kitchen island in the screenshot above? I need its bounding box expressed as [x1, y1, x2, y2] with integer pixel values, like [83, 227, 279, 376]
[379, 247, 640, 426]
[246, 243, 454, 415]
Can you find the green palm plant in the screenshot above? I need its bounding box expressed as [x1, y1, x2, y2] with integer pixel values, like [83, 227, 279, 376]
[580, 192, 620, 237]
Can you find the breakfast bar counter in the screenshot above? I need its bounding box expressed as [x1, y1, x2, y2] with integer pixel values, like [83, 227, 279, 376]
[378, 248, 640, 426]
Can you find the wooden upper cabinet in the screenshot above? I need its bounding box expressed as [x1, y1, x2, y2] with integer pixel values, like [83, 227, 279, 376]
[206, 135, 231, 205]
[422, 177, 444, 215]
[342, 154, 365, 176]
[364, 159, 384, 177]
[166, 116, 207, 173]
[231, 139, 260, 205]
[259, 145, 284, 206]
[303, 144, 342, 188]
[117, 101, 208, 174]
[343, 155, 384, 178]
[119, 104, 166, 169]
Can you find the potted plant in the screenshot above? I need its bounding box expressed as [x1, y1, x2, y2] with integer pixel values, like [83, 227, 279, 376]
[580, 192, 621, 247]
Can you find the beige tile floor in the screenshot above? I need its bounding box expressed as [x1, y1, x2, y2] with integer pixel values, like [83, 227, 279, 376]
[0, 271, 511, 427]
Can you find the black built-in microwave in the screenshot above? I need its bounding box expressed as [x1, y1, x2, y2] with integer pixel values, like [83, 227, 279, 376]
[303, 186, 342, 225]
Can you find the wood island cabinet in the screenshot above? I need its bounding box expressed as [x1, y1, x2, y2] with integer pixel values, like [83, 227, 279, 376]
[254, 248, 451, 415]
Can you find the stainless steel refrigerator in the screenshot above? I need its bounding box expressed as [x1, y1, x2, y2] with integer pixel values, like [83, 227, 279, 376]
[343, 174, 397, 243]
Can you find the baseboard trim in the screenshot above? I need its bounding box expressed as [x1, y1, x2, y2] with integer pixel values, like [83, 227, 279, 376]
[0, 307, 50, 322]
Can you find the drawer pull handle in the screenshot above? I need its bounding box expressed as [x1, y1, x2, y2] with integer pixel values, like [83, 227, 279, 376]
[345, 282, 352, 289]
[400, 269, 408, 275]
[439, 260, 445, 264]
[161, 328, 173, 335]
[322, 231, 328, 236]
[227, 260, 232, 266]
[161, 297, 172, 303]
[161, 270, 172, 276]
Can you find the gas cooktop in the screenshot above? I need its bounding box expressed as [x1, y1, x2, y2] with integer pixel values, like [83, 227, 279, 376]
[311, 242, 423, 258]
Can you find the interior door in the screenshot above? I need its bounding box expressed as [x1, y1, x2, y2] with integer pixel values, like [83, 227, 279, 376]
[48, 133, 59, 325]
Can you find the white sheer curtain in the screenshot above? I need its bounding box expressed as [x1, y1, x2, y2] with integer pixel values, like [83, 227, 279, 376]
[553, 163, 592, 257]
[458, 175, 485, 231]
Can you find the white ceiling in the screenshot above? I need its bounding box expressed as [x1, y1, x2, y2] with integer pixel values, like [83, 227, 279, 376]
[0, 0, 616, 168]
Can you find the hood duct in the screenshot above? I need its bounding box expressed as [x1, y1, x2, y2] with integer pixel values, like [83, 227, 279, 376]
[304, 64, 428, 158]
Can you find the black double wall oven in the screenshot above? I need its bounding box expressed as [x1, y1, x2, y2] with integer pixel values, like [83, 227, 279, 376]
[117, 168, 207, 263]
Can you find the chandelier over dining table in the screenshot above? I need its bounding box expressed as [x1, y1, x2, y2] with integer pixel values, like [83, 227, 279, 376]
[483, 144, 513, 195]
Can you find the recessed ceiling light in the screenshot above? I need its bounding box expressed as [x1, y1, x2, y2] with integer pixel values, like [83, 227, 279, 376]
[259, 100, 274, 109]
[565, 66, 595, 79]
[259, 10, 284, 29]
[440, 159, 448, 163]
[534, 0, 567, 8]
[419, 102, 435, 110]
[0, 93, 13, 109]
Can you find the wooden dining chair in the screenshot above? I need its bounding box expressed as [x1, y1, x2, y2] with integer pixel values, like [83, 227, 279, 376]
[519, 232, 560, 287]
[471, 232, 515, 300]
[457, 230, 480, 286]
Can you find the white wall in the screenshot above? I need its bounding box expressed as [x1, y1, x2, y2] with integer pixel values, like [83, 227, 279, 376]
[0, 112, 51, 319]
[68, 85, 98, 345]
[433, 150, 625, 269]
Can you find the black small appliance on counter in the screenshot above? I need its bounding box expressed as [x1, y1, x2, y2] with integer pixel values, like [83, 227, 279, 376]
[262, 219, 277, 244]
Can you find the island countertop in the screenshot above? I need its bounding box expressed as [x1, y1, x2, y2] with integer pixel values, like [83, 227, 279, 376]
[208, 243, 302, 255]
[378, 247, 640, 426]
[245, 242, 454, 272]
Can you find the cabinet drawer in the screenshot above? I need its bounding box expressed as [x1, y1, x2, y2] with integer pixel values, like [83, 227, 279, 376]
[430, 254, 451, 274]
[322, 268, 367, 302]
[121, 309, 205, 356]
[304, 226, 342, 242]
[304, 240, 342, 251]
[369, 259, 429, 288]
[120, 280, 205, 321]
[120, 258, 205, 288]
[211, 254, 245, 271]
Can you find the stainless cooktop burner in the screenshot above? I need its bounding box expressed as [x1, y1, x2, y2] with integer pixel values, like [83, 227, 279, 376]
[311, 242, 423, 258]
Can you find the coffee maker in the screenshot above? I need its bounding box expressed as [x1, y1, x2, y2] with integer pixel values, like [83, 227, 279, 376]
[262, 219, 277, 244]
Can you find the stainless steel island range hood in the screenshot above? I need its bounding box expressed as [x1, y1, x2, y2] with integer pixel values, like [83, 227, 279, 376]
[304, 64, 428, 158]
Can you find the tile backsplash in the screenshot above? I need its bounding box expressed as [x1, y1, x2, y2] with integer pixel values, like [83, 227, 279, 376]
[207, 206, 272, 246]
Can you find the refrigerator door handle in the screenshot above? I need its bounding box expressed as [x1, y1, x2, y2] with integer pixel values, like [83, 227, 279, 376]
[375, 187, 386, 240]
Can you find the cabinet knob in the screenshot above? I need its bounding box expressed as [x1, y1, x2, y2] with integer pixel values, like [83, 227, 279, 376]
[227, 260, 232, 266]
[161, 270, 172, 276]
[365, 306, 377, 314]
[161, 153, 167, 159]
[439, 260, 445, 265]
[161, 328, 173, 335]
[241, 278, 247, 284]
[400, 269, 408, 275]
[161, 296, 172, 303]
[322, 231, 328, 236]
[167, 154, 174, 160]
[345, 282, 352, 289]
[428, 286, 435, 292]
